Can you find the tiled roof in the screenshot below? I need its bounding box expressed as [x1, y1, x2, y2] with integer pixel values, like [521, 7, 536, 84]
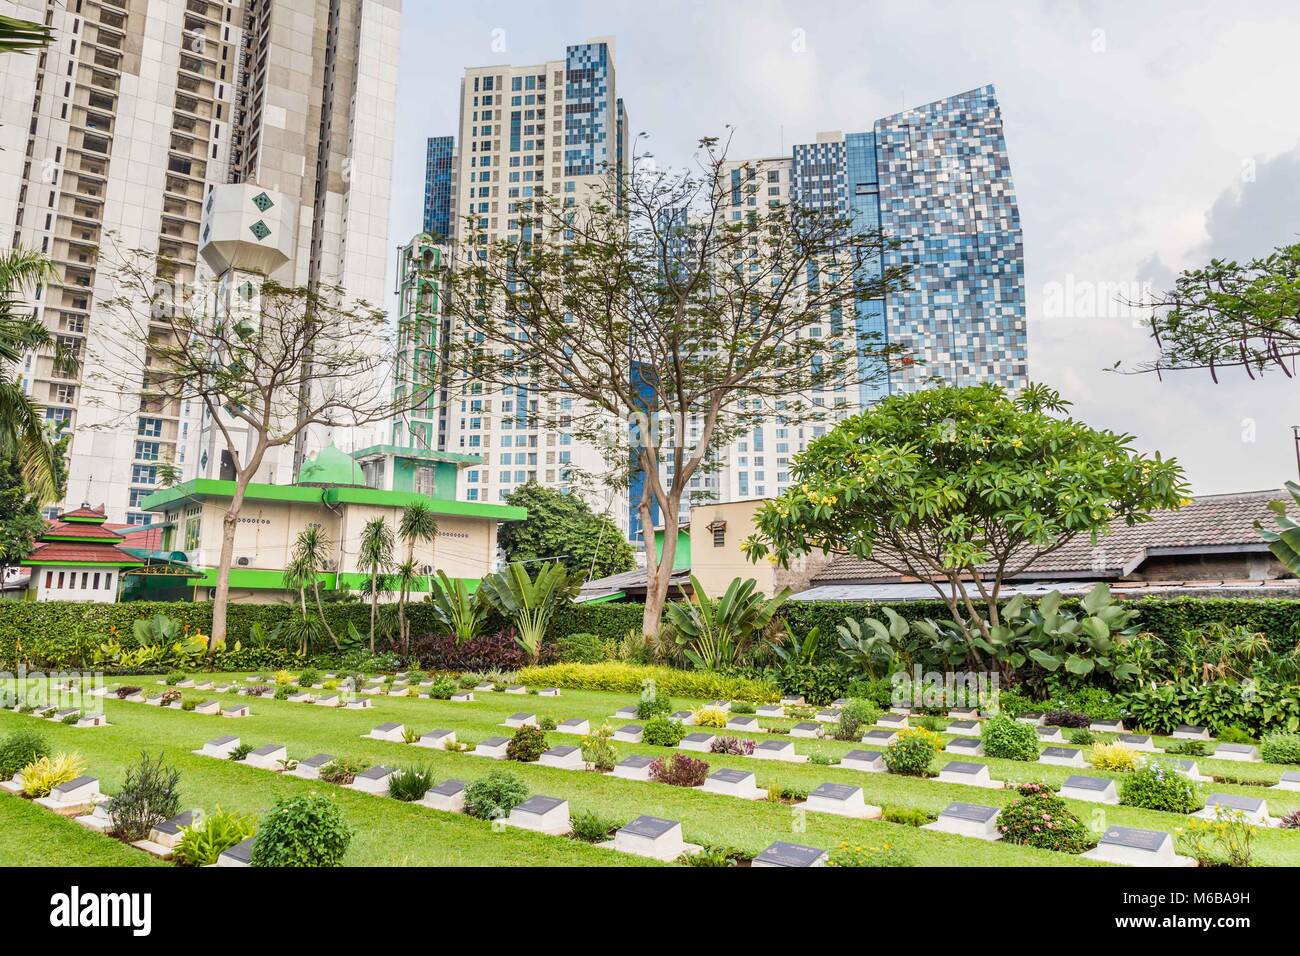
[23, 541, 143, 565]
[811, 489, 1295, 584]
[42, 520, 122, 540]
[59, 505, 108, 521]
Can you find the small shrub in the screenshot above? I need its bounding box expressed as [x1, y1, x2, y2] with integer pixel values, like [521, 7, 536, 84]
[807, 750, 838, 766]
[1279, 809, 1300, 830]
[21, 753, 86, 797]
[463, 770, 529, 821]
[516, 662, 778, 702]
[682, 845, 739, 867]
[506, 725, 548, 763]
[274, 686, 291, 700]
[387, 767, 435, 802]
[427, 676, 458, 700]
[318, 757, 368, 785]
[569, 809, 619, 843]
[1120, 764, 1201, 813]
[833, 698, 880, 742]
[1261, 733, 1300, 765]
[163, 671, 187, 686]
[1043, 709, 1089, 729]
[709, 736, 755, 756]
[997, 786, 1095, 854]
[1067, 728, 1095, 746]
[0, 730, 49, 779]
[557, 632, 607, 664]
[881, 805, 935, 827]
[914, 715, 944, 733]
[1214, 725, 1255, 745]
[827, 841, 915, 867]
[580, 723, 617, 772]
[271, 669, 296, 686]
[642, 716, 685, 748]
[981, 715, 1040, 761]
[173, 807, 257, 866]
[636, 692, 672, 720]
[730, 701, 756, 715]
[228, 743, 254, 762]
[160, 690, 182, 706]
[1090, 742, 1140, 772]
[1176, 807, 1259, 867]
[250, 794, 352, 867]
[60, 712, 80, 725]
[692, 707, 728, 728]
[107, 751, 183, 842]
[297, 669, 322, 687]
[115, 686, 142, 699]
[181, 699, 198, 712]
[538, 716, 557, 732]
[1166, 739, 1208, 756]
[884, 729, 939, 777]
[649, 753, 709, 787]
[405, 670, 429, 683]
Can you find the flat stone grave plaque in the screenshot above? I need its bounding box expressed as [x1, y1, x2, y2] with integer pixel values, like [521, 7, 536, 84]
[612, 724, 643, 743]
[506, 795, 570, 835]
[504, 685, 527, 695]
[790, 721, 821, 738]
[1196, 793, 1270, 825]
[419, 778, 467, 812]
[315, 695, 341, 707]
[222, 704, 250, 718]
[945, 737, 985, 756]
[537, 688, 561, 697]
[539, 745, 585, 770]
[840, 749, 885, 772]
[1083, 826, 1192, 867]
[1118, 733, 1158, 752]
[349, 765, 396, 794]
[876, 713, 908, 728]
[45, 775, 100, 807]
[947, 708, 979, 720]
[417, 729, 456, 749]
[752, 739, 802, 762]
[679, 732, 716, 752]
[815, 709, 840, 723]
[503, 712, 537, 728]
[290, 753, 336, 779]
[1036, 726, 1065, 742]
[1017, 712, 1045, 726]
[670, 711, 696, 725]
[1170, 759, 1209, 781]
[474, 683, 495, 692]
[613, 754, 654, 781]
[936, 761, 998, 788]
[800, 782, 877, 819]
[1213, 743, 1260, 762]
[1039, 746, 1085, 767]
[557, 718, 589, 735]
[196, 735, 239, 758]
[779, 696, 806, 706]
[752, 841, 827, 868]
[605, 815, 694, 861]
[194, 700, 220, 715]
[923, 801, 1002, 840]
[707, 700, 731, 712]
[1090, 719, 1125, 733]
[471, 736, 510, 759]
[613, 706, 638, 719]
[148, 810, 201, 850]
[1276, 770, 1300, 792]
[756, 704, 784, 718]
[946, 720, 980, 736]
[245, 743, 287, 769]
[861, 729, 897, 745]
[701, 768, 764, 799]
[216, 836, 255, 867]
[1060, 774, 1119, 804]
[368, 722, 406, 742]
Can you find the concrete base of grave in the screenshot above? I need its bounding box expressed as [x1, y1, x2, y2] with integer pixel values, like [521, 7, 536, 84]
[598, 837, 702, 862]
[1082, 845, 1196, 867]
[417, 790, 466, 813]
[131, 839, 175, 859]
[793, 797, 882, 820]
[921, 818, 1002, 841]
[35, 797, 95, 816]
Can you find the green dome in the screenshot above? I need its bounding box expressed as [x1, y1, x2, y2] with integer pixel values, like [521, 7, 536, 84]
[297, 442, 366, 487]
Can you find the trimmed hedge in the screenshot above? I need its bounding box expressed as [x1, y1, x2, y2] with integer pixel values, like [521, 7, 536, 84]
[515, 662, 780, 702]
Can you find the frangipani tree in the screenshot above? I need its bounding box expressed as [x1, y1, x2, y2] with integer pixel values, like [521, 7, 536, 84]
[745, 383, 1190, 656]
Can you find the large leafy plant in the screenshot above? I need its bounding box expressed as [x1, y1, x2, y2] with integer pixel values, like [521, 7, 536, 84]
[478, 561, 577, 662]
[428, 570, 488, 645]
[665, 576, 790, 671]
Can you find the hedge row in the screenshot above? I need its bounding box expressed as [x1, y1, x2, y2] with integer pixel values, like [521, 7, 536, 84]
[515, 662, 780, 702]
[2, 594, 1299, 670]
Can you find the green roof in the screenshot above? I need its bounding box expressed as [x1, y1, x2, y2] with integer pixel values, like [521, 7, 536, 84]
[297, 442, 367, 486]
[139, 478, 527, 522]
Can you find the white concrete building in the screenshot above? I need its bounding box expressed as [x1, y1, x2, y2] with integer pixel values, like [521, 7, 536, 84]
[0, 0, 401, 524]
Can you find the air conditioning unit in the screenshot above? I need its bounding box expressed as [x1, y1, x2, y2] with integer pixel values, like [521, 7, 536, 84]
[321, 558, 336, 571]
[235, 556, 252, 567]
[419, 564, 435, 576]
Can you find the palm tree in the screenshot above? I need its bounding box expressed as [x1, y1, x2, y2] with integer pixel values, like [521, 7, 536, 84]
[290, 524, 339, 648]
[396, 502, 438, 653]
[357, 516, 394, 653]
[1, 248, 68, 504]
[0, 14, 53, 55]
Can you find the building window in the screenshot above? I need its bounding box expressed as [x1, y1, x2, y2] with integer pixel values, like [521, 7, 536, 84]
[134, 440, 160, 461]
[138, 417, 163, 437]
[710, 521, 726, 548]
[415, 466, 434, 497]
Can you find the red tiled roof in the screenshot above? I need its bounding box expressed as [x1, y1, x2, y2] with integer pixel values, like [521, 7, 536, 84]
[23, 541, 143, 565]
[42, 520, 123, 540]
[109, 524, 164, 550]
[812, 489, 1296, 584]
[59, 505, 108, 521]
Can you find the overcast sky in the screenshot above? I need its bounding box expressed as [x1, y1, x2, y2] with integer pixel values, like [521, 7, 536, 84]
[388, 0, 1300, 495]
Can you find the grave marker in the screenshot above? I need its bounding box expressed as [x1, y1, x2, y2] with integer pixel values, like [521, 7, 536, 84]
[945, 737, 985, 756]
[471, 737, 510, 760]
[416, 729, 457, 749]
[1213, 743, 1260, 763]
[602, 815, 699, 861]
[419, 778, 467, 812]
[1039, 746, 1085, 767]
[679, 732, 716, 752]
[505, 795, 571, 835]
[349, 765, 396, 795]
[839, 749, 886, 773]
[1082, 826, 1194, 867]
[1059, 775, 1119, 804]
[538, 745, 585, 770]
[752, 841, 827, 868]
[289, 753, 336, 780]
[798, 782, 880, 819]
[936, 761, 1001, 788]
[922, 801, 1002, 840]
[700, 768, 766, 800]
[790, 721, 822, 739]
[752, 739, 805, 762]
[612, 754, 654, 781]
[557, 718, 590, 735]
[612, 724, 643, 743]
[368, 722, 406, 742]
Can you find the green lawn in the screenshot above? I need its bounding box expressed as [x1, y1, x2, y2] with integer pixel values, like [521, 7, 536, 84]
[2, 675, 1297, 867]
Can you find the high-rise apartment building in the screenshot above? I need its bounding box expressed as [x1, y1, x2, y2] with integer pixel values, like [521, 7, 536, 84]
[0, 0, 401, 523]
[422, 134, 454, 240]
[635, 85, 1026, 530]
[439, 37, 629, 529]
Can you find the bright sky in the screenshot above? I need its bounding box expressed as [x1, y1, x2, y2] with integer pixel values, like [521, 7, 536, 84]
[387, 0, 1300, 495]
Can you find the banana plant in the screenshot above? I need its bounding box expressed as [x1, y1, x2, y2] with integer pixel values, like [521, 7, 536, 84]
[1258, 481, 1300, 574]
[665, 576, 790, 671]
[478, 561, 578, 662]
[769, 621, 820, 665]
[428, 570, 488, 645]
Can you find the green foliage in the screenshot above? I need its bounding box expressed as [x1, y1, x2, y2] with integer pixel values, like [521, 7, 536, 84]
[568, 809, 620, 843]
[881, 805, 936, 827]
[642, 716, 686, 748]
[0, 729, 48, 778]
[499, 481, 635, 580]
[386, 767, 435, 802]
[173, 808, 256, 867]
[833, 698, 880, 741]
[506, 724, 548, 763]
[516, 662, 778, 702]
[250, 794, 352, 867]
[580, 723, 617, 772]
[425, 676, 457, 700]
[996, 783, 1096, 853]
[427, 570, 489, 645]
[107, 751, 182, 842]
[227, 743, 254, 762]
[1120, 677, 1298, 736]
[826, 841, 915, 867]
[479, 561, 578, 662]
[649, 753, 710, 787]
[1177, 806, 1259, 867]
[747, 383, 1189, 666]
[729, 700, 756, 714]
[692, 706, 728, 728]
[21, 752, 85, 797]
[883, 729, 940, 777]
[1165, 739, 1208, 756]
[463, 770, 528, 821]
[557, 632, 608, 664]
[1119, 763, 1202, 813]
[317, 757, 368, 785]
[665, 576, 790, 671]
[636, 687, 672, 720]
[1089, 741, 1141, 772]
[1261, 733, 1300, 764]
[1260, 481, 1300, 578]
[981, 715, 1040, 761]
[1067, 728, 1096, 746]
[297, 669, 321, 687]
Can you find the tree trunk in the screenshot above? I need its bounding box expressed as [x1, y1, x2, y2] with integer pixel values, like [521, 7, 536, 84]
[312, 582, 339, 648]
[210, 480, 248, 651]
[369, 569, 378, 653]
[640, 489, 681, 639]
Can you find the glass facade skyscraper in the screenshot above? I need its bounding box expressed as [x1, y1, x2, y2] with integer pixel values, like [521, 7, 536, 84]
[423, 135, 455, 240]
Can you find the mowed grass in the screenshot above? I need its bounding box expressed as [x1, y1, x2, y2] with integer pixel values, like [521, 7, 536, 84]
[2, 674, 1298, 867]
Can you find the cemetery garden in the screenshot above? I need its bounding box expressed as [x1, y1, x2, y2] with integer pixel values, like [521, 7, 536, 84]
[1, 660, 1298, 868]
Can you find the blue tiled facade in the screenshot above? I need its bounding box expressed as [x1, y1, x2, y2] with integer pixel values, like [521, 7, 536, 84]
[422, 135, 454, 240]
[564, 42, 615, 177]
[790, 85, 1027, 396]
